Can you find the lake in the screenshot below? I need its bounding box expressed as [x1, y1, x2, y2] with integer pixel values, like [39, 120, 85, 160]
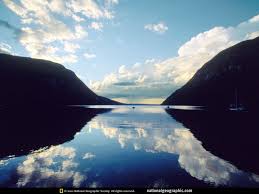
[0, 105, 258, 188]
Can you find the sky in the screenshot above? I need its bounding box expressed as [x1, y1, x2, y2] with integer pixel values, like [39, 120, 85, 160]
[0, 0, 259, 104]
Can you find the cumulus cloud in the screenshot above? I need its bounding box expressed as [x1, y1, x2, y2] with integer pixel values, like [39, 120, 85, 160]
[144, 22, 168, 34]
[249, 15, 259, 23]
[19, 26, 78, 64]
[90, 14, 259, 103]
[64, 41, 80, 53]
[89, 57, 203, 103]
[17, 23, 87, 64]
[89, 22, 104, 31]
[16, 145, 85, 187]
[177, 27, 236, 57]
[3, 0, 82, 63]
[68, 0, 114, 19]
[74, 25, 88, 39]
[2, 0, 118, 64]
[84, 52, 96, 59]
[2, 0, 27, 18]
[246, 31, 259, 39]
[72, 14, 85, 22]
[0, 42, 12, 54]
[48, 0, 73, 16]
[105, 0, 119, 6]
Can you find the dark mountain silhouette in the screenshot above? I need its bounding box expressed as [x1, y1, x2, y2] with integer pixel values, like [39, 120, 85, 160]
[162, 37, 259, 109]
[0, 53, 119, 105]
[0, 106, 111, 158]
[166, 109, 259, 174]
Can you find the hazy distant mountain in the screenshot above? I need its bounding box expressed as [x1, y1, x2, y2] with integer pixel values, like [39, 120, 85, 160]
[162, 37, 259, 109]
[0, 53, 119, 105]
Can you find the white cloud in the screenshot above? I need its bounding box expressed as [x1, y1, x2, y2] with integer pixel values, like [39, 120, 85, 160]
[89, 22, 103, 31]
[2, 0, 118, 64]
[144, 58, 155, 64]
[89, 57, 200, 102]
[19, 27, 78, 64]
[246, 31, 259, 39]
[47, 0, 71, 15]
[72, 14, 85, 22]
[90, 14, 259, 103]
[68, 0, 114, 19]
[177, 27, 236, 57]
[105, 0, 119, 6]
[74, 25, 88, 39]
[82, 152, 96, 159]
[3, 0, 28, 18]
[144, 22, 168, 34]
[249, 15, 259, 23]
[64, 41, 80, 53]
[0, 42, 12, 54]
[84, 52, 96, 59]
[3, 0, 83, 64]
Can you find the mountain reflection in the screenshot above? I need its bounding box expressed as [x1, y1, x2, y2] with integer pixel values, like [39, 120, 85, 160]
[166, 109, 259, 174]
[88, 107, 259, 186]
[0, 106, 110, 158]
[0, 106, 258, 188]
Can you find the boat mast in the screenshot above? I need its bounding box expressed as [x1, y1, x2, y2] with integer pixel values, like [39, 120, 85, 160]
[235, 87, 238, 109]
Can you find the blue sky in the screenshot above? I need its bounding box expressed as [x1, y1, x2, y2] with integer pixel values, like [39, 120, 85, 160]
[0, 0, 259, 104]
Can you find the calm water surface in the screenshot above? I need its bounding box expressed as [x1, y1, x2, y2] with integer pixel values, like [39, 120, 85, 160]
[0, 105, 258, 188]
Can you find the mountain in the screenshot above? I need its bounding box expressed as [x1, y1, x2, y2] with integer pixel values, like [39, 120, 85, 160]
[0, 53, 119, 105]
[162, 37, 259, 109]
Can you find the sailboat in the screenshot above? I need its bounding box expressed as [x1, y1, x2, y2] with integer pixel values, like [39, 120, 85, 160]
[229, 88, 245, 111]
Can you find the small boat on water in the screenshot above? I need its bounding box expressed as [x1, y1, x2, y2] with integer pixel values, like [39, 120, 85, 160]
[229, 88, 245, 111]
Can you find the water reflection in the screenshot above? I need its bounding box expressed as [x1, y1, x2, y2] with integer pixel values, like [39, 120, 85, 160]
[166, 109, 259, 174]
[16, 145, 84, 187]
[0, 106, 110, 158]
[87, 107, 259, 187]
[0, 106, 258, 188]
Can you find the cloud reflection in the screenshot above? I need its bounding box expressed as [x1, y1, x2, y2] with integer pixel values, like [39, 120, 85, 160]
[0, 155, 15, 166]
[88, 108, 259, 186]
[83, 153, 95, 159]
[16, 145, 85, 188]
